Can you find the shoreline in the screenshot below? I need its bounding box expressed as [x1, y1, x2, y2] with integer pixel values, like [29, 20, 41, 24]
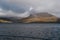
[0, 22, 60, 24]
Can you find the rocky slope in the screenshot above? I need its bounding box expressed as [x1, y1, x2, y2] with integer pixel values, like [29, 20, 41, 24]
[0, 12, 59, 23]
[20, 13, 58, 23]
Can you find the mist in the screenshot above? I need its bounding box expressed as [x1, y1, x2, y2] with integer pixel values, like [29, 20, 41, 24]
[0, 0, 60, 18]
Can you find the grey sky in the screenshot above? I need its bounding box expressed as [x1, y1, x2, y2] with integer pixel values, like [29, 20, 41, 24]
[0, 0, 60, 18]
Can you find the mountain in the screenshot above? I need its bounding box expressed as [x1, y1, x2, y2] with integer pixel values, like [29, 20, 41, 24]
[0, 12, 59, 23]
[0, 17, 20, 23]
[20, 12, 58, 23]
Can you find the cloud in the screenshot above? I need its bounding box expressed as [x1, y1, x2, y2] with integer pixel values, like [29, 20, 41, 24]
[0, 0, 60, 18]
[0, 8, 30, 18]
[0, 0, 27, 13]
[15, 0, 60, 17]
[0, 0, 31, 18]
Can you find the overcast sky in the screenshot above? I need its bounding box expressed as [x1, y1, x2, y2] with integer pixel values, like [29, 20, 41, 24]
[0, 0, 60, 18]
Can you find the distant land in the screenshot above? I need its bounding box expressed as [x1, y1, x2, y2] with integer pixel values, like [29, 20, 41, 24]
[0, 12, 60, 23]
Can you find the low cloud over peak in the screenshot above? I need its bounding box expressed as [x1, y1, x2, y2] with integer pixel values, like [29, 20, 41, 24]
[0, 0, 60, 18]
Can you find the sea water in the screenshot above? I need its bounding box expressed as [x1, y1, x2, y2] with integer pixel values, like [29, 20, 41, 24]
[0, 23, 60, 40]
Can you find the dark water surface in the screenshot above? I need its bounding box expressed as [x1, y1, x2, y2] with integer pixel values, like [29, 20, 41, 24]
[0, 23, 60, 40]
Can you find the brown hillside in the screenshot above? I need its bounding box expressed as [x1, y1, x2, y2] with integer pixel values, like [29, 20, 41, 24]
[20, 12, 58, 23]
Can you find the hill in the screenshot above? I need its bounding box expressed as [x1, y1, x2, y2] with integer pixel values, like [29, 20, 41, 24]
[0, 12, 59, 23]
[20, 12, 58, 23]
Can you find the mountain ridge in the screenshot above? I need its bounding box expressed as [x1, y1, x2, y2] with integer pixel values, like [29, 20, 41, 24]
[20, 13, 58, 23]
[0, 12, 59, 23]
